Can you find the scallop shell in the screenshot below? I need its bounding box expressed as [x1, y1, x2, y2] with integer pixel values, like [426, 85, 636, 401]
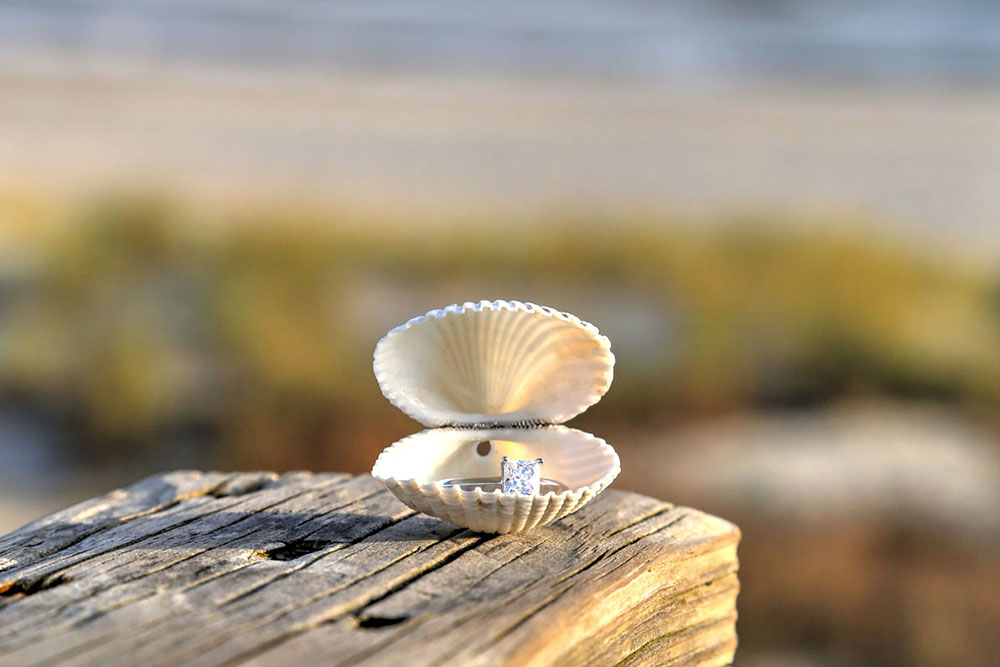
[371, 426, 621, 533]
[373, 300, 614, 427]
[371, 300, 619, 533]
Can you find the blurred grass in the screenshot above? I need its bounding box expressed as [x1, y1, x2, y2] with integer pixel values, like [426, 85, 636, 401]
[1, 193, 998, 471]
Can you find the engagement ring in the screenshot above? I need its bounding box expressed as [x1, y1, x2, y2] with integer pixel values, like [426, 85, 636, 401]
[439, 456, 568, 495]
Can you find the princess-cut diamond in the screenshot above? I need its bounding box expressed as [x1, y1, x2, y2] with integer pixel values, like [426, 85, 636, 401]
[500, 457, 543, 495]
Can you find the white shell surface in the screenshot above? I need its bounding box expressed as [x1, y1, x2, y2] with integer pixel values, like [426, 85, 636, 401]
[373, 301, 614, 427]
[371, 426, 620, 533]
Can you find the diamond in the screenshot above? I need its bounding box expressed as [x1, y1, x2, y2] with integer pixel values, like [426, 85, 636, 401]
[500, 457, 543, 495]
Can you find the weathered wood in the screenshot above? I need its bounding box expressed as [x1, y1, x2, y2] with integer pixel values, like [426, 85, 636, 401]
[0, 471, 740, 666]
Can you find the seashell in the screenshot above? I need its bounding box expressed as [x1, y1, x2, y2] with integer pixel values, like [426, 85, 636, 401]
[373, 300, 614, 427]
[371, 300, 619, 533]
[372, 426, 620, 534]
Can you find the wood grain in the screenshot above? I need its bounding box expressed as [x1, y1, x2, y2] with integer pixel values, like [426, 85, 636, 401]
[0, 471, 740, 666]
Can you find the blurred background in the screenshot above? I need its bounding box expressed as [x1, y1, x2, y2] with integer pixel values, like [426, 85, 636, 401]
[1, 1, 999, 665]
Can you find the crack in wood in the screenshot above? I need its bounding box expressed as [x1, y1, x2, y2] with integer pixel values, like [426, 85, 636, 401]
[260, 539, 338, 562]
[347, 534, 490, 620]
[216, 510, 422, 611]
[605, 503, 676, 537]
[0, 476, 356, 645]
[615, 613, 739, 667]
[614, 627, 692, 667]
[160, 524, 476, 664]
[204, 477, 275, 499]
[313, 510, 735, 665]
[344, 532, 725, 663]
[206, 533, 489, 665]
[0, 573, 71, 606]
[41, 476, 348, 576]
[549, 512, 689, 590]
[354, 614, 410, 629]
[1, 485, 389, 664]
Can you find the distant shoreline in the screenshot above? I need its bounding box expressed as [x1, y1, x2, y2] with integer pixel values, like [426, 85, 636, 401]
[1, 67, 999, 259]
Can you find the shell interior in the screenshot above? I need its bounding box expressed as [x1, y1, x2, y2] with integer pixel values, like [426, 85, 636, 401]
[371, 426, 621, 533]
[373, 301, 614, 427]
[371, 426, 619, 490]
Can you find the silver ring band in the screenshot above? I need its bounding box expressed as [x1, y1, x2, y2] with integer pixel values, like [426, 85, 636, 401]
[440, 476, 569, 493]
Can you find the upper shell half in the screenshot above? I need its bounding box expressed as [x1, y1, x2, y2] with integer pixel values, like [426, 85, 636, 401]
[373, 300, 615, 427]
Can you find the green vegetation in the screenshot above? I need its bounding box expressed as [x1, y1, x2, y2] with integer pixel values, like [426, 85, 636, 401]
[1, 194, 998, 470]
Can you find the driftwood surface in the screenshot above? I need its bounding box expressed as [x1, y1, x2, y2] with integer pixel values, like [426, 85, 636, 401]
[0, 471, 740, 666]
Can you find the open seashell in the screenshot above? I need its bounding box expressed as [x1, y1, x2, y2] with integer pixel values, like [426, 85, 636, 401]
[371, 300, 619, 533]
[372, 427, 620, 533]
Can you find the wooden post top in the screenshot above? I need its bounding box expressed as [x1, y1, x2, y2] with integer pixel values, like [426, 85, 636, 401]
[0, 471, 739, 666]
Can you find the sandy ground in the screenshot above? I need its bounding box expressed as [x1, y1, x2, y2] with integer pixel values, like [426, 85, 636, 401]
[1, 68, 999, 258]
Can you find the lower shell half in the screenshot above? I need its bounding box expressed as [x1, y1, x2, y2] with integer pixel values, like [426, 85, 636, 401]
[371, 426, 620, 533]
